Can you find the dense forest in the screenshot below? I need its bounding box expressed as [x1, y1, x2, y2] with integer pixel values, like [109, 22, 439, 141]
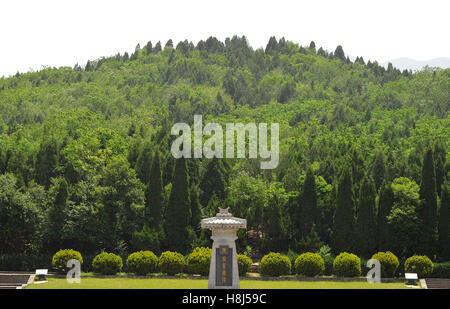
[0, 36, 449, 262]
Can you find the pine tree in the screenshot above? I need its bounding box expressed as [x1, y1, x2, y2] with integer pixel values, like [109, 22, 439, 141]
[164, 157, 191, 253]
[332, 166, 355, 253]
[355, 175, 377, 257]
[438, 183, 450, 258]
[418, 146, 438, 255]
[135, 141, 152, 185]
[300, 168, 317, 237]
[147, 149, 163, 229]
[199, 158, 227, 207]
[377, 182, 394, 251]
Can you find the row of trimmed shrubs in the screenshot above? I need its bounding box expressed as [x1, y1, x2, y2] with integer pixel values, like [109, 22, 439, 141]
[4, 252, 449, 278]
[52, 247, 253, 276]
[259, 251, 435, 278]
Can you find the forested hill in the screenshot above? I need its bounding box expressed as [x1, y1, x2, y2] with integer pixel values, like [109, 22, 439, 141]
[0, 36, 449, 259]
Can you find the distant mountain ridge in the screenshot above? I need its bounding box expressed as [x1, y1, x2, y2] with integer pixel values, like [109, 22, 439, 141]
[381, 57, 450, 71]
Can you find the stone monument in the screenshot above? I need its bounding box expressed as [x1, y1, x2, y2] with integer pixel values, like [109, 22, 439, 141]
[201, 207, 247, 289]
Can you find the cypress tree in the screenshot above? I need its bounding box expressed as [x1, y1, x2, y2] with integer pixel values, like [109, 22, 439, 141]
[377, 182, 394, 251]
[128, 123, 136, 136]
[147, 149, 163, 229]
[136, 141, 152, 185]
[418, 146, 438, 255]
[372, 151, 386, 191]
[162, 155, 175, 187]
[332, 166, 355, 253]
[350, 147, 364, 196]
[127, 137, 143, 168]
[434, 141, 446, 197]
[165, 39, 173, 49]
[355, 175, 377, 257]
[187, 158, 200, 185]
[145, 41, 153, 55]
[47, 178, 69, 250]
[265, 36, 278, 54]
[438, 183, 450, 258]
[436, 157, 445, 197]
[189, 184, 202, 235]
[154, 41, 162, 53]
[199, 158, 227, 207]
[164, 157, 191, 253]
[35, 137, 58, 188]
[334, 45, 346, 61]
[300, 168, 317, 237]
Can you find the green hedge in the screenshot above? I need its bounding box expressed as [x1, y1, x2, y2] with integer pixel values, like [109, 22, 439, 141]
[237, 254, 252, 276]
[333, 252, 361, 277]
[126, 251, 158, 275]
[295, 252, 325, 277]
[51, 249, 83, 273]
[186, 247, 211, 276]
[158, 251, 185, 275]
[404, 255, 433, 277]
[0, 255, 52, 271]
[431, 262, 450, 278]
[259, 252, 291, 277]
[92, 252, 123, 275]
[370, 251, 399, 278]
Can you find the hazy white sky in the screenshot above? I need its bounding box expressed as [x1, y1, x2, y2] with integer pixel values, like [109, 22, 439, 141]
[1, 0, 449, 77]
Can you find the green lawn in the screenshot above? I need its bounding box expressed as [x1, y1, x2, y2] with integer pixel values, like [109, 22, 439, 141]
[26, 277, 414, 289]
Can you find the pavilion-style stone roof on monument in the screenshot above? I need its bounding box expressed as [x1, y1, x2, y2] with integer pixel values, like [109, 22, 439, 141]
[201, 207, 246, 289]
[201, 207, 246, 230]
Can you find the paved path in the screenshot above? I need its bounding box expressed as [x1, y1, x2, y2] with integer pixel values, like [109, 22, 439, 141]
[0, 273, 34, 289]
[424, 278, 450, 289]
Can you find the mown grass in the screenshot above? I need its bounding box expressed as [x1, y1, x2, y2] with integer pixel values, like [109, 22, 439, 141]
[26, 277, 413, 289]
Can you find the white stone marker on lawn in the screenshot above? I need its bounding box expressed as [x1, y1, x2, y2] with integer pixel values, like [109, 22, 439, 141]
[201, 207, 246, 289]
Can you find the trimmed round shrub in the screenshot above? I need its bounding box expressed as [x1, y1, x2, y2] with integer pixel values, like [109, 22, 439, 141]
[92, 252, 123, 275]
[404, 255, 433, 277]
[187, 247, 211, 276]
[295, 252, 325, 277]
[52, 249, 83, 273]
[237, 254, 252, 276]
[259, 252, 291, 277]
[371, 251, 399, 278]
[333, 252, 361, 277]
[158, 251, 185, 275]
[126, 251, 158, 276]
